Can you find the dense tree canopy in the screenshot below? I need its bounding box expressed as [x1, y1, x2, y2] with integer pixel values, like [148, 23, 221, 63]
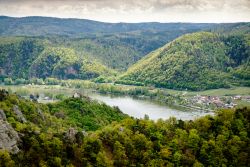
[119, 31, 250, 90]
[0, 91, 249, 166]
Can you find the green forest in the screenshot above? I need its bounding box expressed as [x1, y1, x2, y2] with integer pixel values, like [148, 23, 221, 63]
[0, 90, 249, 166]
[0, 16, 250, 167]
[119, 31, 250, 90]
[0, 21, 249, 90]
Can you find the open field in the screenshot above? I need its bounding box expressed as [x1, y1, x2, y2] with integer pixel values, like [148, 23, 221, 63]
[1, 84, 250, 97]
[178, 87, 250, 96]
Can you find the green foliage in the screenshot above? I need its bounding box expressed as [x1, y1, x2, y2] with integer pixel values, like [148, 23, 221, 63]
[0, 16, 216, 37]
[120, 31, 250, 90]
[223, 35, 250, 66]
[0, 17, 249, 166]
[0, 37, 116, 80]
[0, 150, 15, 167]
[48, 97, 128, 131]
[44, 77, 61, 85]
[0, 21, 249, 88]
[14, 78, 27, 85]
[3, 78, 13, 85]
[0, 17, 227, 74]
[0, 90, 249, 166]
[94, 107, 250, 166]
[0, 37, 44, 79]
[29, 47, 79, 79]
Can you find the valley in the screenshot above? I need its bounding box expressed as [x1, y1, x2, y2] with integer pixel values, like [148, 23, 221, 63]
[0, 84, 215, 120]
[0, 19, 249, 91]
[1, 83, 249, 119]
[0, 15, 249, 167]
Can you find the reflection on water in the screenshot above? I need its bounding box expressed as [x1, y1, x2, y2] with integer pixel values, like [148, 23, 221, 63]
[85, 93, 213, 121]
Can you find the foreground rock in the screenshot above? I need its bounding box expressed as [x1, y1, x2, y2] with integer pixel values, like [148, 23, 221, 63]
[0, 109, 20, 154]
[0, 109, 7, 121]
[13, 105, 27, 123]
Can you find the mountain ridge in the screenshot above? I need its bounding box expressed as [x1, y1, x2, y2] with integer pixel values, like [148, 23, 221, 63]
[0, 17, 249, 90]
[0, 16, 217, 36]
[118, 31, 250, 90]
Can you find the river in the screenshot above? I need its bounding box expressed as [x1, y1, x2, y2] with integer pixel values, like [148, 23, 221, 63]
[1, 85, 214, 120]
[84, 92, 213, 120]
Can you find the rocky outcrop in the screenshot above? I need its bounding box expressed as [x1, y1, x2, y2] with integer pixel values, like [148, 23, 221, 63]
[65, 127, 77, 143]
[82, 130, 88, 137]
[13, 105, 27, 123]
[64, 127, 88, 145]
[0, 109, 7, 121]
[0, 109, 20, 154]
[37, 108, 45, 121]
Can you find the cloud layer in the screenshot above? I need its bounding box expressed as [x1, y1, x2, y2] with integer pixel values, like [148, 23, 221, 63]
[0, 0, 249, 22]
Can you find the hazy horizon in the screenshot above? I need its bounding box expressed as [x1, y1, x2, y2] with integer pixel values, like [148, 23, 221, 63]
[0, 0, 249, 23]
[1, 15, 250, 24]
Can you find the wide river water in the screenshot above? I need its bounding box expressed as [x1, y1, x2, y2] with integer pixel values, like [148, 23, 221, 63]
[82, 91, 213, 121]
[2, 85, 214, 121]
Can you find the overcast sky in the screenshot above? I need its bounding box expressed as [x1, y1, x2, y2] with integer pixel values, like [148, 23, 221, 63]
[0, 0, 249, 23]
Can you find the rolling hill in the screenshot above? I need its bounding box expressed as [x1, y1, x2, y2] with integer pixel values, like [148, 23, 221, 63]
[118, 31, 250, 90]
[0, 16, 216, 37]
[0, 16, 219, 71]
[0, 16, 249, 89]
[0, 37, 116, 79]
[0, 17, 217, 78]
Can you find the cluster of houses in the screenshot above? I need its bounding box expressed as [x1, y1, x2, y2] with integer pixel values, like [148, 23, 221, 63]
[191, 95, 238, 108]
[233, 95, 250, 102]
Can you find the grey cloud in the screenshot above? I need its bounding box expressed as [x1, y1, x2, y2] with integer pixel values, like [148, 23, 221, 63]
[1, 0, 250, 10]
[0, 0, 249, 22]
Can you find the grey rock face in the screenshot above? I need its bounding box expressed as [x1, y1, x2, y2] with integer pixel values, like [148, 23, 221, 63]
[82, 130, 88, 137]
[0, 109, 7, 121]
[65, 127, 77, 143]
[13, 105, 27, 123]
[0, 110, 20, 154]
[37, 108, 45, 121]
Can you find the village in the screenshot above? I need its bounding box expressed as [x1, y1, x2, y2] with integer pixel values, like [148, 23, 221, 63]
[188, 94, 250, 109]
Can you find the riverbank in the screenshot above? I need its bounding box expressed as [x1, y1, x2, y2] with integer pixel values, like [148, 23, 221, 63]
[1, 82, 250, 112]
[0, 84, 215, 120]
[69, 81, 250, 110]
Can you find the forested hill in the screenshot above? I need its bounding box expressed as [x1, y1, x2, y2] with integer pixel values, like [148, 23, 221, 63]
[0, 37, 117, 79]
[118, 30, 250, 90]
[0, 17, 249, 85]
[0, 16, 216, 36]
[0, 17, 219, 73]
